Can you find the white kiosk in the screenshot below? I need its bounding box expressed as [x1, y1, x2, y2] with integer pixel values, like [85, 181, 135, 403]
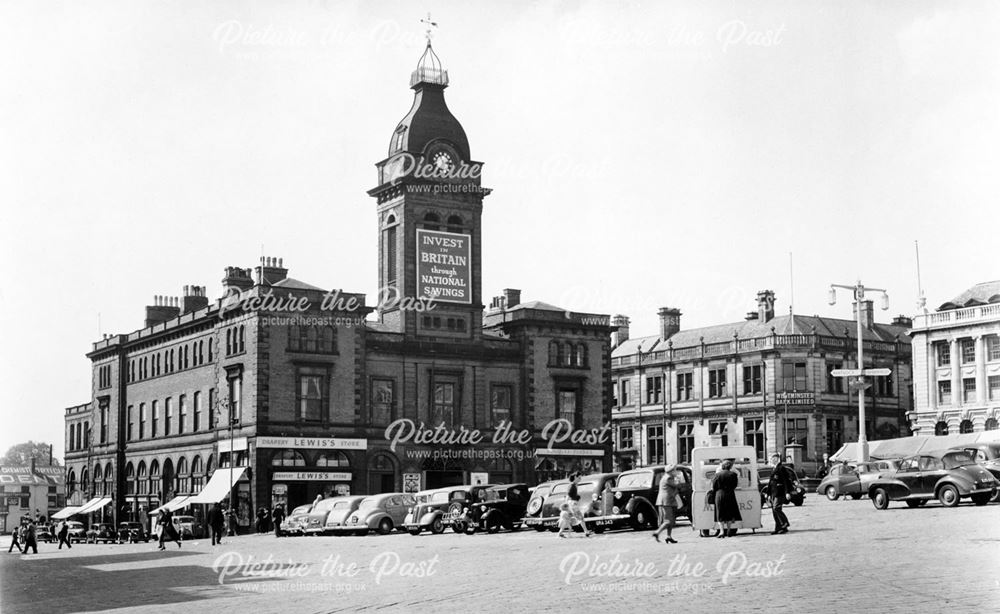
[690, 446, 762, 536]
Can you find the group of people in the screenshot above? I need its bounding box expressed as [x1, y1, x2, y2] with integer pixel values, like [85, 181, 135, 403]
[7, 516, 76, 554]
[651, 453, 800, 543]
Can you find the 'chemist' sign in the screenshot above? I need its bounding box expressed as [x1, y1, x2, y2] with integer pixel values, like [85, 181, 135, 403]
[416, 229, 471, 304]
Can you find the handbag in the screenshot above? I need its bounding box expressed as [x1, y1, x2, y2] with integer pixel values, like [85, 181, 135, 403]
[674, 494, 684, 509]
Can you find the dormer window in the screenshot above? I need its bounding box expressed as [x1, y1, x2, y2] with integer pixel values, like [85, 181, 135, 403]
[392, 126, 407, 152]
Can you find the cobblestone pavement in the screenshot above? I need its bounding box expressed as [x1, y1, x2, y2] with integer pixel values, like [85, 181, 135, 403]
[2, 497, 998, 614]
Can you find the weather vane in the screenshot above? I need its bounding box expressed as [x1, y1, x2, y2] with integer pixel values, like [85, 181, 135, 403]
[420, 12, 438, 44]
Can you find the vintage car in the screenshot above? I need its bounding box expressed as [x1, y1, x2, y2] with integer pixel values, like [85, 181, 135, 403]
[461, 484, 530, 533]
[280, 504, 314, 536]
[323, 496, 366, 533]
[66, 520, 87, 543]
[117, 521, 148, 543]
[35, 525, 54, 543]
[952, 443, 1000, 502]
[439, 485, 496, 533]
[85, 523, 116, 543]
[300, 496, 341, 535]
[402, 487, 452, 535]
[336, 493, 416, 535]
[868, 450, 998, 509]
[588, 466, 692, 531]
[758, 466, 805, 507]
[522, 480, 568, 531]
[172, 515, 202, 539]
[817, 460, 901, 500]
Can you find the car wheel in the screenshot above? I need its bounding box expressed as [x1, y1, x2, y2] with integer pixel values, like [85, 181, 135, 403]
[430, 518, 445, 535]
[991, 490, 1000, 503]
[825, 486, 839, 501]
[452, 521, 468, 534]
[937, 484, 960, 508]
[377, 519, 393, 535]
[905, 500, 922, 508]
[486, 517, 501, 534]
[407, 528, 421, 536]
[971, 493, 990, 506]
[630, 506, 654, 531]
[872, 488, 890, 510]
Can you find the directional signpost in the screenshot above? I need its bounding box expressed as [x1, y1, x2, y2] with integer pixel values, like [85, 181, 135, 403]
[830, 367, 892, 462]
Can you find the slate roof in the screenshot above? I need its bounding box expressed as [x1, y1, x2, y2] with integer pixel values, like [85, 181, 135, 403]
[611, 313, 910, 358]
[938, 280, 1000, 310]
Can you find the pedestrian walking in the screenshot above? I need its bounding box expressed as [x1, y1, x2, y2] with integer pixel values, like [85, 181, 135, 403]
[8, 523, 23, 553]
[208, 503, 225, 546]
[769, 453, 795, 534]
[272, 504, 285, 538]
[157, 509, 182, 550]
[711, 459, 742, 538]
[566, 473, 592, 537]
[23, 522, 38, 554]
[653, 469, 680, 544]
[556, 503, 578, 538]
[57, 520, 72, 550]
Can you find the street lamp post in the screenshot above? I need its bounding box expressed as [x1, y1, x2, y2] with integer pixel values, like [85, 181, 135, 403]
[828, 281, 890, 463]
[214, 396, 236, 532]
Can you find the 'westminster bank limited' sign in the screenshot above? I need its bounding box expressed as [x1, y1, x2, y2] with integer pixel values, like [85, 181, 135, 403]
[416, 229, 471, 304]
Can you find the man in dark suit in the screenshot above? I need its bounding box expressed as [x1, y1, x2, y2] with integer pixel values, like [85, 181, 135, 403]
[272, 504, 285, 538]
[208, 503, 225, 545]
[768, 454, 795, 534]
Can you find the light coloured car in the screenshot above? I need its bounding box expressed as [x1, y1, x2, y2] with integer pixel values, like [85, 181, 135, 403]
[323, 496, 366, 533]
[280, 505, 313, 536]
[402, 487, 454, 535]
[336, 493, 415, 535]
[171, 515, 202, 539]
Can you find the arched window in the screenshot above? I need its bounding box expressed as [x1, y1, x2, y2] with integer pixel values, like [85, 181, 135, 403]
[316, 452, 350, 468]
[239, 325, 245, 353]
[935, 421, 949, 436]
[192, 455, 205, 491]
[199, 340, 205, 364]
[575, 343, 587, 367]
[563, 342, 573, 366]
[226, 329, 232, 355]
[208, 338, 213, 362]
[549, 341, 561, 366]
[423, 212, 440, 230]
[68, 469, 77, 492]
[137, 461, 147, 495]
[959, 419, 974, 434]
[986, 417, 998, 431]
[271, 450, 306, 467]
[176, 457, 189, 494]
[102, 463, 112, 497]
[446, 215, 463, 233]
[125, 463, 134, 495]
[81, 468, 89, 492]
[206, 454, 215, 475]
[93, 465, 103, 496]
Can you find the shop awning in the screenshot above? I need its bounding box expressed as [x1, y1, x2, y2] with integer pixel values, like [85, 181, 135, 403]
[51, 506, 83, 520]
[186, 467, 247, 505]
[76, 496, 113, 515]
[150, 495, 192, 515]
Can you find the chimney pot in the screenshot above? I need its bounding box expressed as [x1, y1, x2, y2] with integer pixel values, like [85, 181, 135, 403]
[502, 288, 521, 308]
[757, 290, 776, 323]
[657, 307, 681, 339]
[278, 258, 283, 268]
[610, 315, 630, 348]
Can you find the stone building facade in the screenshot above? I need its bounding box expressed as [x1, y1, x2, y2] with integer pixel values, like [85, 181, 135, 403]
[63, 41, 611, 530]
[610, 291, 913, 473]
[908, 281, 1000, 435]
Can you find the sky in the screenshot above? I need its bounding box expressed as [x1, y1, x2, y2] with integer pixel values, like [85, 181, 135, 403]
[1, 1, 997, 464]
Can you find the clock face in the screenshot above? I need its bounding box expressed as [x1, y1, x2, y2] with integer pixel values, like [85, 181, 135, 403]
[433, 151, 453, 174]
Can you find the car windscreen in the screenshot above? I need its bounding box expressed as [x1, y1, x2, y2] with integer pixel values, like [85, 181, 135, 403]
[576, 481, 598, 497]
[332, 500, 355, 509]
[291, 505, 312, 515]
[942, 451, 976, 470]
[429, 492, 450, 503]
[617, 471, 653, 489]
[551, 483, 570, 495]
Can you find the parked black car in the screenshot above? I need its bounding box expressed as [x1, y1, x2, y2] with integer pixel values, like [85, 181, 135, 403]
[588, 465, 692, 531]
[952, 443, 1000, 502]
[86, 523, 116, 544]
[461, 484, 530, 533]
[869, 450, 997, 509]
[117, 521, 148, 543]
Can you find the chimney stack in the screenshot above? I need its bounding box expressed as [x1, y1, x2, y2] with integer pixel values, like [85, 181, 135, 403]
[891, 314, 912, 328]
[610, 315, 630, 348]
[502, 289, 521, 308]
[757, 290, 776, 323]
[182, 284, 209, 313]
[657, 307, 681, 339]
[222, 267, 254, 295]
[854, 300, 875, 329]
[255, 256, 289, 286]
[145, 295, 181, 327]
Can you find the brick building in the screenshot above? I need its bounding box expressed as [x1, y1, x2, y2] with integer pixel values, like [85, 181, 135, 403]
[908, 281, 1000, 435]
[62, 40, 611, 531]
[610, 291, 913, 473]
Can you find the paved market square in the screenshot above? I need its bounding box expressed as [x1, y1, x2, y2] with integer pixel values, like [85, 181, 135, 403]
[2, 497, 997, 613]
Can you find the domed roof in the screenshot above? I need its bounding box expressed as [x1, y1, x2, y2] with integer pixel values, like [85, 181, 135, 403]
[388, 42, 470, 160]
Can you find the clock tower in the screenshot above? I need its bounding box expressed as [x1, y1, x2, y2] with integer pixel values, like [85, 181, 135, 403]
[368, 40, 489, 339]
